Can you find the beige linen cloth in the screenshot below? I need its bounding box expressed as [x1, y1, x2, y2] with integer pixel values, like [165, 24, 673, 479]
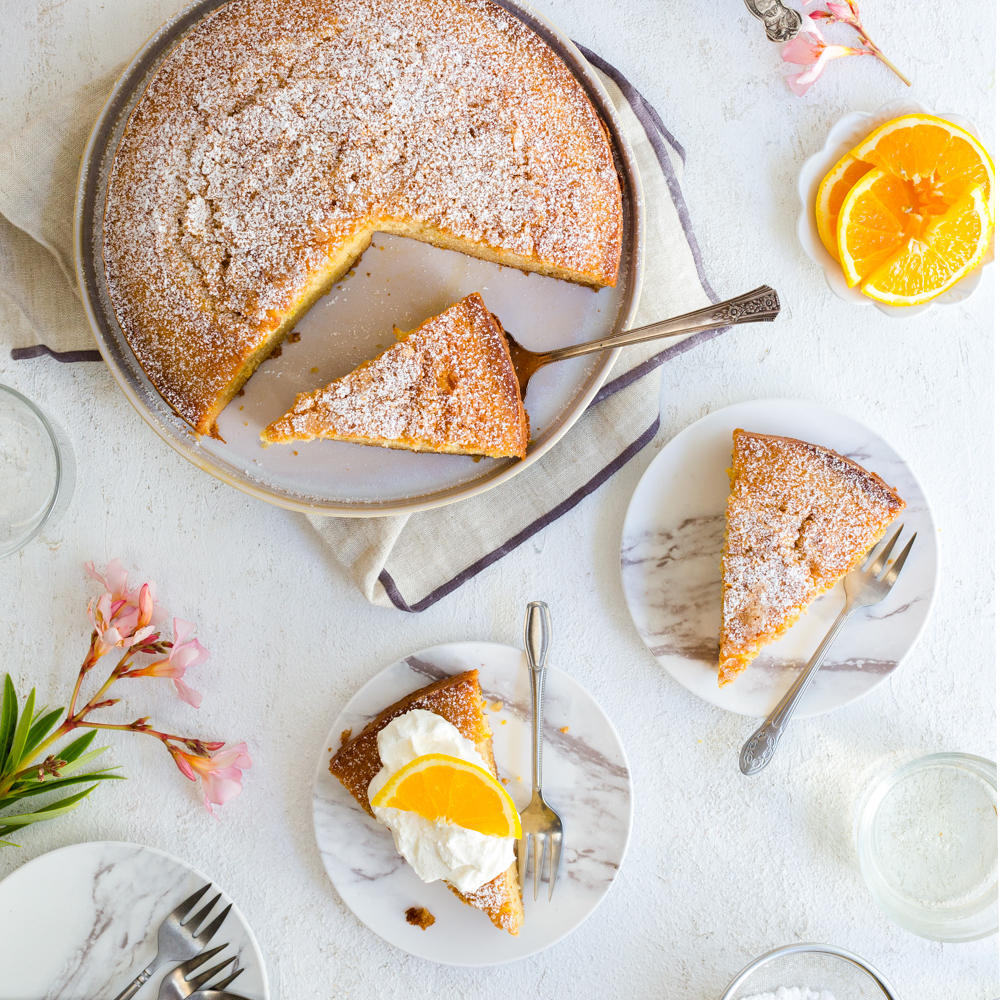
[0, 46, 726, 611]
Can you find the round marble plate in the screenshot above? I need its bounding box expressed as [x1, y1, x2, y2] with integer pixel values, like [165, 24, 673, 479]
[312, 642, 632, 966]
[0, 841, 268, 1000]
[620, 398, 938, 719]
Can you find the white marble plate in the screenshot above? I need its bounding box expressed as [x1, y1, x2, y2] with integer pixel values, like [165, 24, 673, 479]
[620, 399, 938, 719]
[0, 841, 268, 1000]
[312, 642, 632, 966]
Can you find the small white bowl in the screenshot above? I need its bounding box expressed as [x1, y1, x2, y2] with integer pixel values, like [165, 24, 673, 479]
[796, 98, 994, 319]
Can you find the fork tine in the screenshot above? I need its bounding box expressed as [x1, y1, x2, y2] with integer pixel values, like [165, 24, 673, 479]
[881, 532, 916, 586]
[195, 901, 232, 946]
[868, 524, 904, 576]
[187, 954, 239, 992]
[547, 833, 561, 901]
[212, 963, 245, 991]
[175, 942, 227, 975]
[170, 883, 211, 922]
[532, 834, 543, 902]
[186, 892, 222, 932]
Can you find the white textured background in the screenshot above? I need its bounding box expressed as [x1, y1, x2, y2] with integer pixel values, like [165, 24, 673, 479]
[0, 1, 996, 997]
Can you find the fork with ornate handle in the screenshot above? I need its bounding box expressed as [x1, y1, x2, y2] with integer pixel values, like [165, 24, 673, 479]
[740, 524, 916, 775]
[517, 601, 564, 901]
[113, 883, 232, 1000]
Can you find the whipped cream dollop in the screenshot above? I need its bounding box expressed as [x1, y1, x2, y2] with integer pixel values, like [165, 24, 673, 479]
[367, 709, 514, 893]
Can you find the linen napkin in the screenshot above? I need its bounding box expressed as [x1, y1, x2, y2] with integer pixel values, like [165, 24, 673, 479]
[0, 45, 725, 611]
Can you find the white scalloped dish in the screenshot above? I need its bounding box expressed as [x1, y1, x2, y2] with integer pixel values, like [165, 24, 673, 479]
[797, 98, 994, 319]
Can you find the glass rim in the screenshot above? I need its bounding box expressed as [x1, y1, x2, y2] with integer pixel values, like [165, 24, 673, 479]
[0, 384, 63, 558]
[857, 752, 999, 937]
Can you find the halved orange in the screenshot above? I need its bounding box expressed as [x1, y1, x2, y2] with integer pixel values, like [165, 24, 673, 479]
[860, 184, 992, 306]
[815, 151, 873, 259]
[371, 753, 521, 838]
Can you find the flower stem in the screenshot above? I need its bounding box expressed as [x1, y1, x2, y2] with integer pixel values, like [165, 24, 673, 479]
[871, 47, 911, 86]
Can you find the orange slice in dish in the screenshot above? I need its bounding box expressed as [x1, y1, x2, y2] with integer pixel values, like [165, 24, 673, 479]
[859, 184, 992, 306]
[371, 753, 522, 838]
[815, 151, 873, 259]
[836, 168, 915, 287]
[851, 114, 994, 219]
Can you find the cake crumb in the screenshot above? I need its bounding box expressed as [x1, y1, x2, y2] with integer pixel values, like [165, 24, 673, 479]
[500, 719, 506, 725]
[339, 728, 352, 747]
[559, 726, 569, 733]
[292, 450, 298, 455]
[310, 367, 319, 373]
[287, 331, 301, 343]
[268, 344, 283, 360]
[490, 701, 503, 712]
[500, 777, 509, 785]
[405, 906, 435, 930]
[237, 387, 245, 397]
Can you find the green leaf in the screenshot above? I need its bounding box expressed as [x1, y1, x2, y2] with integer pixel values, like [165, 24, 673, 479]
[23, 708, 64, 760]
[0, 785, 98, 831]
[0, 767, 123, 806]
[0, 676, 17, 774]
[6, 688, 35, 774]
[57, 730, 97, 765]
[57, 745, 111, 775]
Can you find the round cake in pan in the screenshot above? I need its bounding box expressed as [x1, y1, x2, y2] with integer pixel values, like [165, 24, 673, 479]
[103, 0, 623, 438]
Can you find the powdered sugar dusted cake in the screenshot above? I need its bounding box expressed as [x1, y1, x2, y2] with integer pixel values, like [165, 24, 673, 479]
[261, 293, 528, 458]
[719, 430, 905, 686]
[103, 0, 623, 437]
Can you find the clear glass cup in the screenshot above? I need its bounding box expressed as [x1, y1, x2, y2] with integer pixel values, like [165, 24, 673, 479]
[856, 752, 998, 942]
[0, 384, 74, 557]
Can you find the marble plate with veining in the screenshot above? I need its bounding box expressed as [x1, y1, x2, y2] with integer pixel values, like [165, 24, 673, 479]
[0, 841, 268, 999]
[620, 398, 938, 719]
[312, 642, 632, 966]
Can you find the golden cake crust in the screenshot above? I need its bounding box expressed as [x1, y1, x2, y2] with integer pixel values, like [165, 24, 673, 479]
[103, 0, 623, 436]
[329, 670, 524, 935]
[719, 429, 905, 685]
[260, 293, 528, 458]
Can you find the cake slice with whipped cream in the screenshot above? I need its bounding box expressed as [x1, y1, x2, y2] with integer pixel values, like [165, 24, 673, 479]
[330, 671, 524, 935]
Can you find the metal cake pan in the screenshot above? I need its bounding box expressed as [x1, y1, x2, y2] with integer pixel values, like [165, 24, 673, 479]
[74, 0, 645, 516]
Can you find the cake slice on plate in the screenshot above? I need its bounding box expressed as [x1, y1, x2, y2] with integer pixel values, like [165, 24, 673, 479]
[718, 429, 905, 686]
[330, 670, 524, 935]
[261, 294, 528, 459]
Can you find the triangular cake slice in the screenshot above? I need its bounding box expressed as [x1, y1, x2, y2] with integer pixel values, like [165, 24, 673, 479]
[261, 294, 528, 459]
[329, 670, 524, 936]
[719, 429, 905, 686]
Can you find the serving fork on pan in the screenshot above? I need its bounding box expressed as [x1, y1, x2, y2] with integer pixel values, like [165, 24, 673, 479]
[740, 524, 917, 775]
[518, 601, 563, 902]
[113, 883, 232, 1000]
[503, 285, 780, 398]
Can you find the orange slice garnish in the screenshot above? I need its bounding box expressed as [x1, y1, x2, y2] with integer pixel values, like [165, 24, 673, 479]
[371, 753, 521, 838]
[859, 184, 992, 306]
[815, 151, 873, 260]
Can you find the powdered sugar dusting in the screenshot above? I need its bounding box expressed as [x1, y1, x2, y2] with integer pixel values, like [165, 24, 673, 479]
[102, 0, 622, 432]
[262, 293, 528, 458]
[719, 430, 905, 684]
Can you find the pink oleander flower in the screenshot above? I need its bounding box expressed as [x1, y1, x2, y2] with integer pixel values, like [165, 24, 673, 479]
[781, 20, 868, 96]
[789, 0, 911, 93]
[85, 560, 167, 657]
[127, 618, 208, 708]
[171, 742, 252, 818]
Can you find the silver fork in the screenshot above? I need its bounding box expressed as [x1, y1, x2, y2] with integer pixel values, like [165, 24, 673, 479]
[157, 944, 244, 1000]
[740, 524, 916, 775]
[113, 884, 232, 1000]
[517, 601, 564, 901]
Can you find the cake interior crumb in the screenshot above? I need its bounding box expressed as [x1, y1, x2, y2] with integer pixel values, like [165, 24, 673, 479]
[405, 906, 436, 930]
